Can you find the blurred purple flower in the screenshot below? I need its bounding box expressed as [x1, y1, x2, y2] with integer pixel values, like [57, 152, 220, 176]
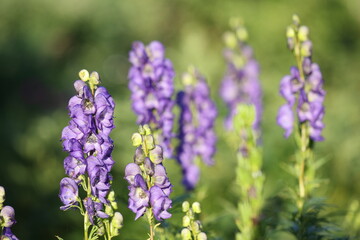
[149, 186, 172, 221]
[128, 41, 175, 157]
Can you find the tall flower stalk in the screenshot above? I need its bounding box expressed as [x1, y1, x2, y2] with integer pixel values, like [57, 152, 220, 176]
[60, 70, 123, 240]
[277, 15, 326, 209]
[128, 41, 175, 158]
[125, 125, 172, 240]
[0, 186, 19, 240]
[233, 105, 265, 240]
[176, 67, 217, 190]
[220, 19, 262, 135]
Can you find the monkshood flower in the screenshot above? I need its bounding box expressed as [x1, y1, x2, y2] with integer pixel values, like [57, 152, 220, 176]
[181, 201, 207, 240]
[59, 70, 122, 240]
[220, 19, 262, 133]
[125, 125, 172, 240]
[277, 15, 326, 141]
[176, 67, 217, 190]
[128, 41, 175, 158]
[0, 186, 19, 240]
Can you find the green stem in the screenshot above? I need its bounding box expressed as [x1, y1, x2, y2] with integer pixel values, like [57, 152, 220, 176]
[147, 210, 155, 240]
[84, 177, 92, 240]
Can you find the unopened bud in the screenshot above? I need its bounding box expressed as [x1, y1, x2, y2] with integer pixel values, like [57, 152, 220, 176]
[286, 26, 295, 38]
[143, 124, 152, 135]
[134, 147, 146, 165]
[236, 27, 248, 41]
[182, 72, 194, 86]
[144, 158, 155, 176]
[89, 71, 100, 85]
[192, 221, 201, 234]
[79, 69, 89, 82]
[192, 202, 201, 213]
[131, 133, 142, 147]
[144, 135, 155, 150]
[300, 40, 312, 57]
[111, 212, 124, 229]
[0, 186, 5, 204]
[149, 145, 164, 164]
[181, 228, 192, 240]
[223, 32, 237, 49]
[182, 201, 190, 212]
[197, 232, 207, 240]
[182, 215, 191, 227]
[298, 26, 309, 41]
[292, 14, 300, 26]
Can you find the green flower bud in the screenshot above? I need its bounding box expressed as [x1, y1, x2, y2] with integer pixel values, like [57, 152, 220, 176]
[223, 32, 237, 49]
[182, 72, 195, 86]
[89, 71, 100, 85]
[182, 215, 191, 227]
[236, 27, 248, 41]
[192, 221, 201, 234]
[79, 69, 89, 82]
[134, 147, 146, 165]
[149, 145, 164, 164]
[131, 133, 142, 147]
[138, 125, 145, 135]
[108, 191, 115, 202]
[292, 14, 300, 26]
[144, 135, 155, 150]
[143, 124, 152, 135]
[97, 221, 105, 236]
[182, 201, 190, 212]
[0, 186, 5, 204]
[105, 203, 114, 216]
[197, 232, 207, 240]
[192, 202, 201, 214]
[298, 26, 309, 41]
[111, 212, 124, 229]
[233, 55, 245, 69]
[181, 228, 192, 240]
[286, 26, 295, 38]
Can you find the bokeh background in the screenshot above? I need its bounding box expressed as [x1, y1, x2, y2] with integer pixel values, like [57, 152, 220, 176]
[1, 0, 360, 239]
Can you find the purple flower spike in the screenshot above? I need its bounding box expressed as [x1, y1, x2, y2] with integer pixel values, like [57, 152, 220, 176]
[176, 68, 217, 190]
[59, 177, 78, 210]
[128, 41, 175, 157]
[150, 186, 172, 221]
[220, 24, 262, 133]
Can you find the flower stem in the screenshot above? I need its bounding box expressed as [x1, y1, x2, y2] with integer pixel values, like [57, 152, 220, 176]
[147, 209, 155, 240]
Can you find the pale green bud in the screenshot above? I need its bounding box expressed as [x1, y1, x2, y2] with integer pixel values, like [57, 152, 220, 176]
[292, 14, 300, 26]
[89, 71, 100, 85]
[79, 69, 89, 82]
[197, 232, 207, 240]
[0, 186, 5, 204]
[182, 72, 194, 86]
[182, 215, 191, 227]
[181, 228, 192, 240]
[298, 26, 309, 41]
[192, 221, 201, 234]
[111, 212, 124, 230]
[149, 145, 164, 164]
[144, 135, 155, 150]
[223, 32, 237, 49]
[192, 202, 201, 214]
[108, 191, 115, 202]
[97, 221, 105, 236]
[138, 125, 145, 135]
[233, 55, 245, 69]
[105, 203, 114, 216]
[182, 201, 190, 212]
[143, 124, 152, 135]
[236, 27, 248, 41]
[1, 237, 11, 240]
[286, 27, 295, 38]
[131, 133, 142, 147]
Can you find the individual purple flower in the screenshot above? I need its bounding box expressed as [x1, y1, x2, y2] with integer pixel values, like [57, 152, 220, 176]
[277, 21, 325, 141]
[176, 68, 217, 190]
[128, 41, 175, 157]
[149, 186, 172, 221]
[83, 197, 109, 225]
[0, 206, 16, 228]
[220, 24, 262, 133]
[59, 177, 79, 210]
[128, 175, 150, 220]
[0, 187, 19, 240]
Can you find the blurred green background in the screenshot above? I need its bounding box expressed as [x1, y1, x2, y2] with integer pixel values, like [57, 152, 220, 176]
[1, 0, 360, 239]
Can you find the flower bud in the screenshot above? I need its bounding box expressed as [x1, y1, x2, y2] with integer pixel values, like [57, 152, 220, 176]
[192, 220, 201, 234]
[192, 202, 201, 214]
[292, 14, 300, 26]
[236, 27, 248, 41]
[300, 40, 312, 57]
[138, 125, 145, 135]
[0, 186, 5, 204]
[79, 69, 89, 81]
[197, 232, 207, 240]
[131, 133, 142, 147]
[97, 221, 105, 236]
[143, 124, 152, 135]
[182, 201, 190, 212]
[89, 71, 100, 85]
[286, 26, 295, 38]
[134, 147, 146, 165]
[149, 145, 164, 164]
[105, 203, 114, 216]
[182, 215, 191, 227]
[223, 32, 237, 49]
[182, 72, 195, 86]
[181, 228, 192, 240]
[0, 206, 16, 227]
[144, 158, 155, 176]
[111, 212, 123, 236]
[298, 26, 309, 41]
[1, 236, 11, 240]
[144, 135, 155, 150]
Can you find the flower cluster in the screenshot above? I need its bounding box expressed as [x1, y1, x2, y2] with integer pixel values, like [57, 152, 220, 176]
[59, 70, 122, 239]
[176, 67, 217, 190]
[0, 186, 18, 240]
[128, 41, 175, 157]
[125, 125, 172, 221]
[220, 19, 262, 133]
[277, 16, 326, 141]
[180, 201, 207, 240]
